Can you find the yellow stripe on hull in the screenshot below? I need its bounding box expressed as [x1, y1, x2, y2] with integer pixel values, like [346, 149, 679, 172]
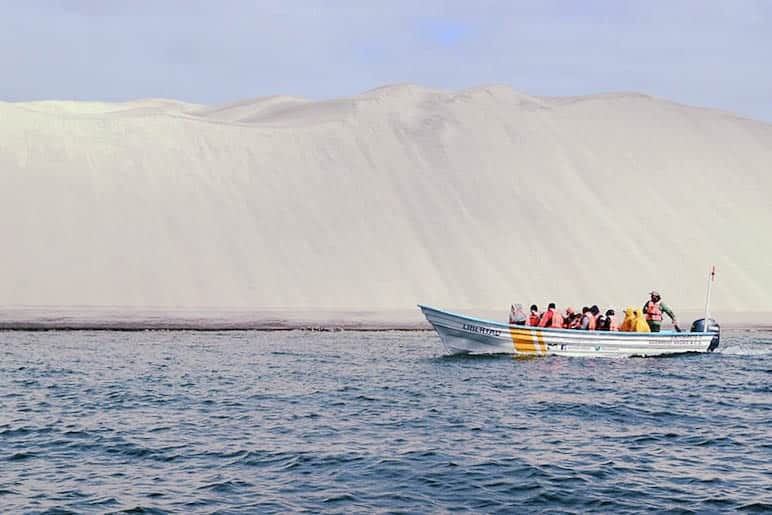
[509, 327, 546, 354]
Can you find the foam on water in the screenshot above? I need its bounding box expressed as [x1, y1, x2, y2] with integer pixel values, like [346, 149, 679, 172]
[717, 330, 772, 355]
[718, 344, 772, 356]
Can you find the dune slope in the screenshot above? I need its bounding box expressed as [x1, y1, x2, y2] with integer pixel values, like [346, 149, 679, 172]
[1, 85, 771, 314]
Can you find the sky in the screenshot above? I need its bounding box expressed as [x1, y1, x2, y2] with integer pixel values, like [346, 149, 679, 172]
[2, 0, 771, 122]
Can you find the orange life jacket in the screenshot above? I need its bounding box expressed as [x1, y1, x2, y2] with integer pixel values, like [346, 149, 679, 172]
[528, 313, 540, 326]
[551, 311, 564, 328]
[538, 309, 555, 328]
[645, 301, 663, 321]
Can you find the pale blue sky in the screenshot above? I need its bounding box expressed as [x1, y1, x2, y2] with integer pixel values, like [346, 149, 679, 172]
[2, 0, 770, 122]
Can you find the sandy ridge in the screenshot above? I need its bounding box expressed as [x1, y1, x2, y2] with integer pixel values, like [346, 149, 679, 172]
[2, 84, 771, 318]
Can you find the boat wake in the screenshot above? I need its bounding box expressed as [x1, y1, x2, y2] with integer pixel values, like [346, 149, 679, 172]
[716, 330, 772, 355]
[716, 343, 772, 356]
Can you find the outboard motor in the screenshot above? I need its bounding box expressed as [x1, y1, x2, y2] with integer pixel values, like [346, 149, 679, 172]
[691, 318, 720, 352]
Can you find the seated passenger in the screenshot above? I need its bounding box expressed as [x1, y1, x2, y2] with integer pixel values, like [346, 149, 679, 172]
[619, 308, 635, 332]
[579, 306, 591, 330]
[527, 305, 540, 326]
[588, 305, 601, 330]
[606, 309, 619, 331]
[596, 311, 608, 331]
[509, 304, 527, 325]
[539, 302, 564, 328]
[568, 312, 583, 329]
[633, 309, 651, 333]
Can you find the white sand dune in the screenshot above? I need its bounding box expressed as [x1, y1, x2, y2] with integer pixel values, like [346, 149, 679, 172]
[1, 84, 771, 322]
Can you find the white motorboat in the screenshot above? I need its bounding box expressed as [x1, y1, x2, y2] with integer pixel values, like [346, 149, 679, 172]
[418, 304, 720, 358]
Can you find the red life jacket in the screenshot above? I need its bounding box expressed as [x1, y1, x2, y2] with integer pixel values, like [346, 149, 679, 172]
[646, 301, 663, 321]
[538, 309, 553, 327]
[586, 314, 597, 330]
[528, 313, 540, 326]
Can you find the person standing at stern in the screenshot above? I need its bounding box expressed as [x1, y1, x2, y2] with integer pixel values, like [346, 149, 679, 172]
[643, 290, 678, 332]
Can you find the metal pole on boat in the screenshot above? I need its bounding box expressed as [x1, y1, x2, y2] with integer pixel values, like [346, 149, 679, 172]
[703, 265, 716, 328]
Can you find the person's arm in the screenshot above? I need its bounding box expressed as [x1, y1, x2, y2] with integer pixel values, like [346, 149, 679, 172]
[661, 303, 676, 322]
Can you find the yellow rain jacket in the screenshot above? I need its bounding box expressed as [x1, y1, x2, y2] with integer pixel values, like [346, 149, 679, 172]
[633, 309, 650, 333]
[619, 308, 635, 332]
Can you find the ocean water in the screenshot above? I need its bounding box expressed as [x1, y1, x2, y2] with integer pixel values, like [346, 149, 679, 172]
[1, 329, 770, 514]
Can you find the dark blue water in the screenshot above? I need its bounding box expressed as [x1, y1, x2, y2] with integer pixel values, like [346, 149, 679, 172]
[1, 329, 770, 513]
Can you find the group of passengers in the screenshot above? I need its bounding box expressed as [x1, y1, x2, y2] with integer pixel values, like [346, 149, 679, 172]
[510, 302, 653, 332]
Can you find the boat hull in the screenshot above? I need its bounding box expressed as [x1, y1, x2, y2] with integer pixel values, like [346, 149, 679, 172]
[419, 305, 716, 358]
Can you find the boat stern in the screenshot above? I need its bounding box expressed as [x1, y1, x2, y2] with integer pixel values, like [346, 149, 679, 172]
[690, 318, 721, 351]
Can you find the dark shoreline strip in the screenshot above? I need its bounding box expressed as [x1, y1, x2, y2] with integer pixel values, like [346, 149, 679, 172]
[0, 323, 433, 332]
[1, 323, 769, 332]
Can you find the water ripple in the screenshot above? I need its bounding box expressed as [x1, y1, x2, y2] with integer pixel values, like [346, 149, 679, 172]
[0, 329, 769, 512]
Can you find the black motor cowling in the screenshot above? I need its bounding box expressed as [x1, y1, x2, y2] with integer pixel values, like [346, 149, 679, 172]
[691, 318, 720, 352]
